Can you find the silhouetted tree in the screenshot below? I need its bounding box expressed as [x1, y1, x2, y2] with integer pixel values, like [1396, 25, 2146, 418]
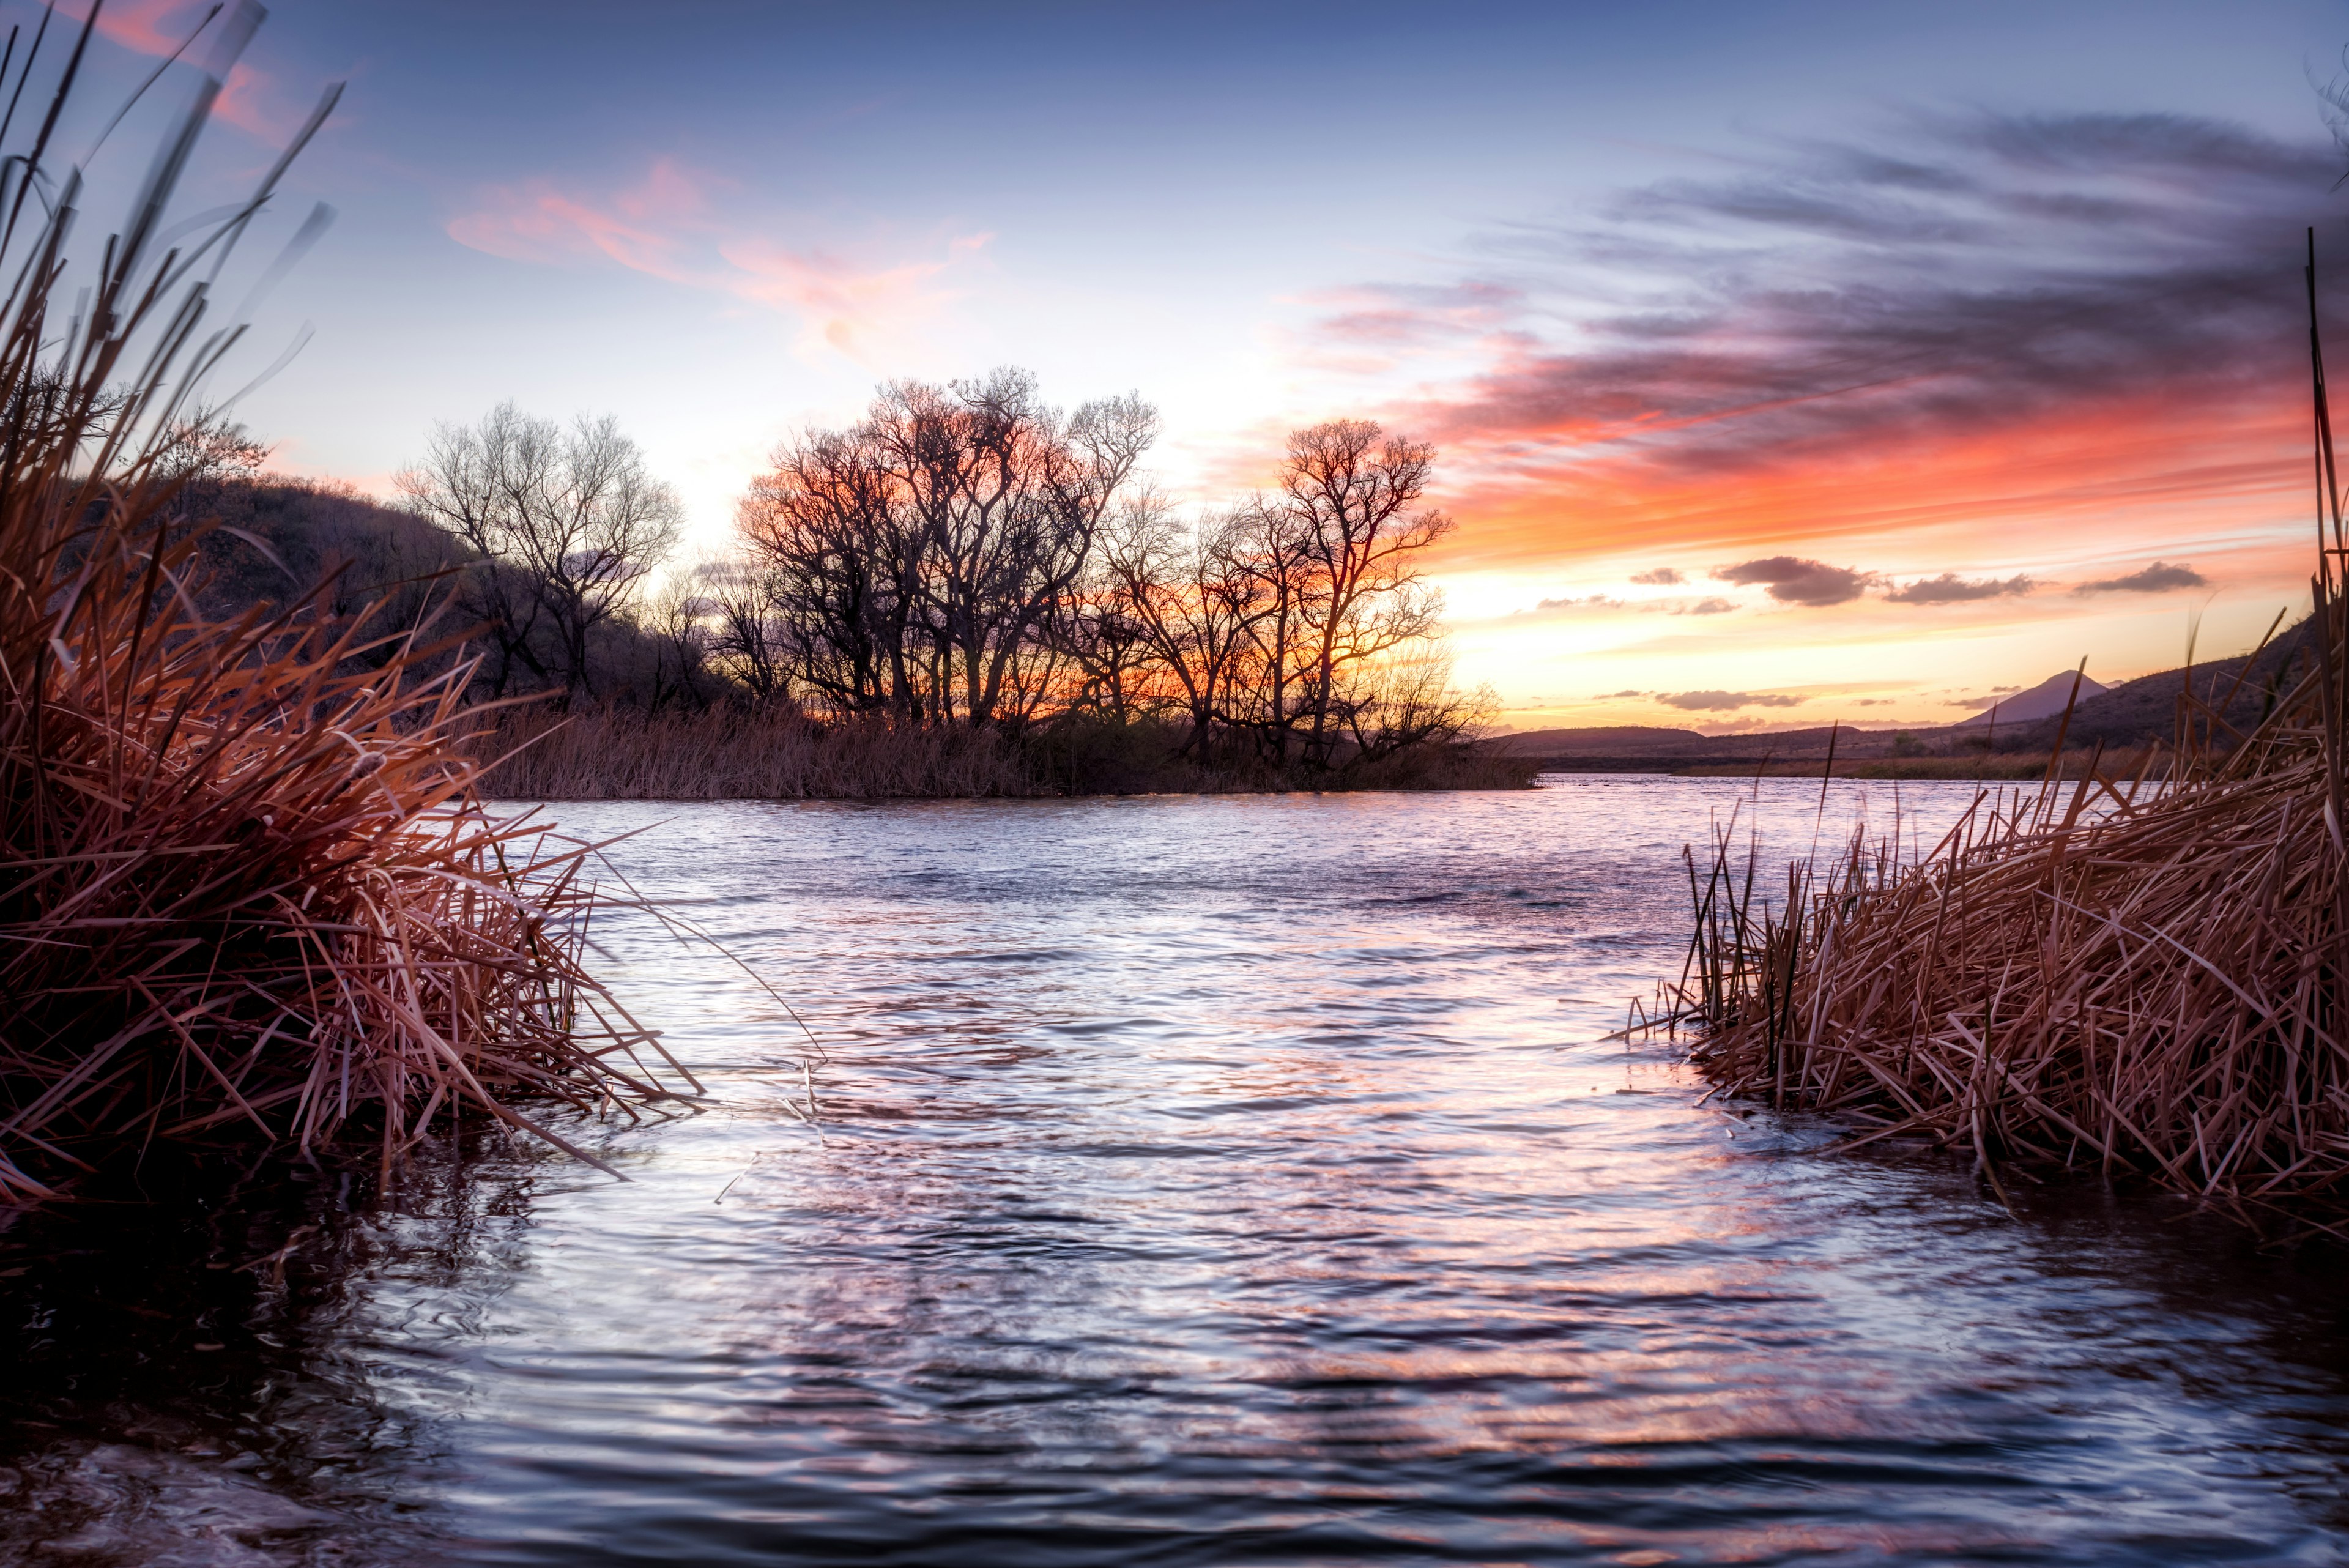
[1275, 420, 1453, 765]
[725, 375, 1483, 778]
[399, 403, 682, 700]
[739, 369, 1157, 727]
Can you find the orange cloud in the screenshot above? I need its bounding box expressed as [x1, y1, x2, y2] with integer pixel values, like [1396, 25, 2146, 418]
[1430, 387, 2304, 581]
[447, 160, 989, 362]
[1295, 111, 2340, 612]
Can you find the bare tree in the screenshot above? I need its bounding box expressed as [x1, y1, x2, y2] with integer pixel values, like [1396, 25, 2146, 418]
[643, 566, 720, 712]
[704, 557, 793, 704]
[1275, 420, 1453, 766]
[1341, 641, 1489, 762]
[868, 369, 1158, 727]
[1222, 496, 1323, 764]
[1094, 499, 1267, 763]
[157, 410, 272, 492]
[1055, 495, 1175, 726]
[737, 425, 921, 717]
[736, 369, 1159, 728]
[399, 402, 683, 700]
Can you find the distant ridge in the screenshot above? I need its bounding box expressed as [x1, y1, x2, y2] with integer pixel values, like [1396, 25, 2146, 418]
[1485, 725, 1705, 756]
[1480, 622, 2316, 775]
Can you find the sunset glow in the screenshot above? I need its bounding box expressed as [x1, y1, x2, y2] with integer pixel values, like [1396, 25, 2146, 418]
[54, 0, 2349, 732]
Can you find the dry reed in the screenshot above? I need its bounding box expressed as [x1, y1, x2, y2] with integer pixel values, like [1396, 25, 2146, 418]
[1672, 741, 2349, 1236]
[468, 705, 1537, 799]
[1, 7, 694, 1205]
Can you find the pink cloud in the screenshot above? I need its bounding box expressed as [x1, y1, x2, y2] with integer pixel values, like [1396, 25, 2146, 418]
[75, 0, 197, 56]
[211, 61, 290, 139]
[1298, 281, 1521, 352]
[447, 160, 989, 361]
[54, 1, 312, 143]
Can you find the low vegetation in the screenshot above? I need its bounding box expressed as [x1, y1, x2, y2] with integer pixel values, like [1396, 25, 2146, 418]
[1673, 752, 2113, 781]
[469, 707, 1531, 800]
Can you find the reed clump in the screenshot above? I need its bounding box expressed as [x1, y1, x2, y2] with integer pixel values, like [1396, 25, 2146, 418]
[1, 8, 691, 1205]
[1669, 747, 2349, 1236]
[1667, 628, 2349, 1239]
[1654, 243, 2349, 1241]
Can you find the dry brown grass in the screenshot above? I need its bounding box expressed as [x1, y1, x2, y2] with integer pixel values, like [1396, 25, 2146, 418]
[1, 10, 693, 1205]
[470, 706, 1039, 800]
[1660, 636, 2349, 1238]
[467, 705, 1540, 799]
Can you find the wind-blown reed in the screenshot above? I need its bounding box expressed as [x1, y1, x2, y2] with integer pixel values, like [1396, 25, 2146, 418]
[0, 6, 692, 1205]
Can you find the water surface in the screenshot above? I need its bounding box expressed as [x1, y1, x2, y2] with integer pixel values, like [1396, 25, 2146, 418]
[4, 778, 2347, 1566]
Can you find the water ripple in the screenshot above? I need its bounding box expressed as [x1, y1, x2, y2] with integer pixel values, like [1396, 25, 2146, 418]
[3, 778, 2347, 1565]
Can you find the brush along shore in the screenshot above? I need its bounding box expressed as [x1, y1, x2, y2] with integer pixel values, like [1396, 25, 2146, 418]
[1669, 752, 2134, 780]
[1652, 609, 2349, 1241]
[467, 705, 1537, 800]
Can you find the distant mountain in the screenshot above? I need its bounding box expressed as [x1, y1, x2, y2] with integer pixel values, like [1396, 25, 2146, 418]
[1954, 671, 2109, 727]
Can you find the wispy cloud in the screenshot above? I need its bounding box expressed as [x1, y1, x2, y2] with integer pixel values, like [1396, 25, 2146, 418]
[1883, 571, 2035, 604]
[1629, 567, 1683, 584]
[1310, 111, 2341, 582]
[1302, 279, 1524, 359]
[1672, 596, 1738, 616]
[447, 158, 990, 361]
[1660, 689, 1806, 711]
[59, 0, 303, 140]
[2075, 559, 2208, 594]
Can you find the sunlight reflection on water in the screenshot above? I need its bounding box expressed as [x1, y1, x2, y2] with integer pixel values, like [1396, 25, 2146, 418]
[4, 777, 2348, 1566]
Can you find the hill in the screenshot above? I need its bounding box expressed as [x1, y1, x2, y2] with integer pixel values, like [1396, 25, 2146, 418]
[1992, 621, 2313, 757]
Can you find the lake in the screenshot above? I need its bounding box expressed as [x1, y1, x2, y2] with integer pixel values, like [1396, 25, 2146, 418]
[3, 778, 2347, 1566]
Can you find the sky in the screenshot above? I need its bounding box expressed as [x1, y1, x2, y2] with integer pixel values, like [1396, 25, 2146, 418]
[41, 0, 2349, 732]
